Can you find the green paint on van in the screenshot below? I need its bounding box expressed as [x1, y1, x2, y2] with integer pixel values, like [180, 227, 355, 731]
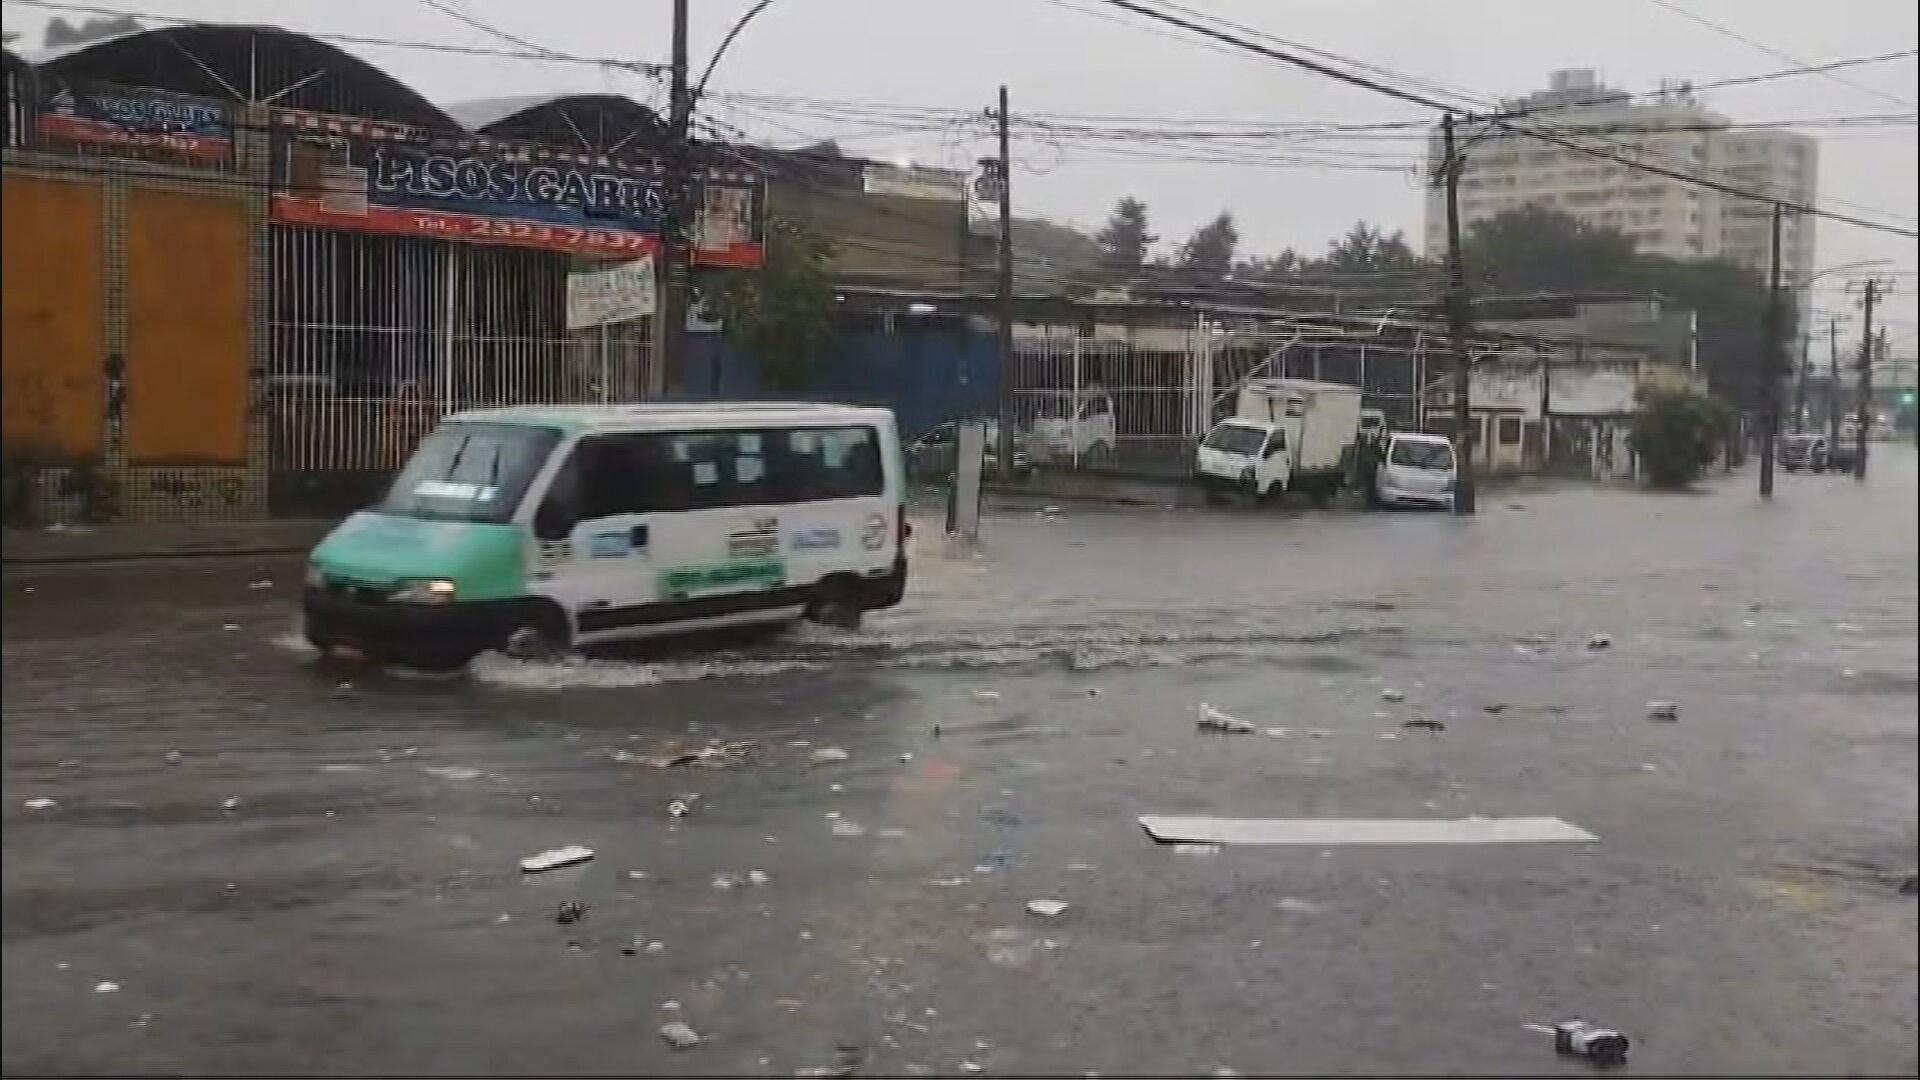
[659, 559, 785, 598]
[310, 512, 527, 601]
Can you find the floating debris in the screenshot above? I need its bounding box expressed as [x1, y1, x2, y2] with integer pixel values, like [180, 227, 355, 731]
[520, 845, 594, 873]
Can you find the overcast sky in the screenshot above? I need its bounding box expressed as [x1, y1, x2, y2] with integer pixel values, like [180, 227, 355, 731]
[9, 0, 1918, 345]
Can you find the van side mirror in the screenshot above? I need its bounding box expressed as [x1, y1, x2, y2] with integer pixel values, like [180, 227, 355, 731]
[534, 499, 576, 541]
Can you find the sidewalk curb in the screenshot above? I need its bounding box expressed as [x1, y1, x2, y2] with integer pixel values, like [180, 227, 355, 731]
[3, 521, 335, 566]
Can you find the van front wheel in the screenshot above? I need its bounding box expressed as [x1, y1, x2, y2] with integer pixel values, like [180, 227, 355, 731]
[503, 604, 571, 661]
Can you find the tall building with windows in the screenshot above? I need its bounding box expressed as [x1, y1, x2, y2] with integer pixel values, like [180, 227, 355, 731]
[1424, 69, 1817, 308]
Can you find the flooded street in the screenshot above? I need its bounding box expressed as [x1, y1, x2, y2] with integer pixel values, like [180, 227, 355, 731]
[5, 455, 1916, 1076]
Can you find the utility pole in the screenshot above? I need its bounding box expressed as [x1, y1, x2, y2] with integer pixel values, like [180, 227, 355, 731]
[1792, 328, 1809, 432]
[1827, 316, 1842, 449]
[1759, 203, 1783, 498]
[1851, 279, 1884, 481]
[659, 0, 691, 396]
[992, 86, 1015, 480]
[1439, 113, 1476, 515]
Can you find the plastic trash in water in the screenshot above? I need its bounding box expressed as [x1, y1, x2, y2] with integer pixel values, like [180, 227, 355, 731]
[521, 845, 594, 872]
[659, 1021, 701, 1050]
[1541, 1019, 1630, 1067]
[1196, 703, 1254, 734]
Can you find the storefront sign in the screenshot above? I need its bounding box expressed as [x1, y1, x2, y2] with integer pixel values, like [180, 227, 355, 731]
[37, 82, 231, 164]
[268, 110, 763, 265]
[566, 256, 657, 329]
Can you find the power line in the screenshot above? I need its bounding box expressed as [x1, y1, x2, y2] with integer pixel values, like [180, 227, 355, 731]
[1089, 0, 1457, 113]
[3, 0, 667, 72]
[1084, 0, 1920, 239]
[1647, 0, 1915, 109]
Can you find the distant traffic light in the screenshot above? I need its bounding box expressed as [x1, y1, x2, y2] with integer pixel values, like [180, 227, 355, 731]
[1902, 390, 1918, 406]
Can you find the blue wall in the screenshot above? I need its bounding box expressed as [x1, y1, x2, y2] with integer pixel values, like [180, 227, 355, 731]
[678, 323, 998, 440]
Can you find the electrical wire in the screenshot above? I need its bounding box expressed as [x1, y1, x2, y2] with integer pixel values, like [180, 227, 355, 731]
[1081, 0, 1920, 239]
[1647, 0, 1915, 109]
[4, 0, 669, 73]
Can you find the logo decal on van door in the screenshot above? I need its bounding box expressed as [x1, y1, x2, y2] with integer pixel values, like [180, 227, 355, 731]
[588, 531, 631, 558]
[790, 526, 840, 551]
[728, 516, 780, 558]
[660, 560, 785, 597]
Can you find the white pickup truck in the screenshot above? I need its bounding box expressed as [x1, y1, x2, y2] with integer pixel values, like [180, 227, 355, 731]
[1194, 378, 1363, 505]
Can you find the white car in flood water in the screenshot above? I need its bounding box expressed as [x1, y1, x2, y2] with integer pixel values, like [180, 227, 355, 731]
[1374, 432, 1455, 509]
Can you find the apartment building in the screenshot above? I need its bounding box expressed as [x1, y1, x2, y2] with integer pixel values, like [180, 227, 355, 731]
[1423, 69, 1817, 303]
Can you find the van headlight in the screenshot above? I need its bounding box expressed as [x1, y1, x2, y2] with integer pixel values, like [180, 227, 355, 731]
[391, 579, 457, 604]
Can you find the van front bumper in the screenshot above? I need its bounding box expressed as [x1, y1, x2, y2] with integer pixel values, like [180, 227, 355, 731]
[303, 586, 536, 666]
[1377, 483, 1453, 509]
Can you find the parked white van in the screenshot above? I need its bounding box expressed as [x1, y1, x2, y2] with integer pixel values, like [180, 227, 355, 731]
[1373, 431, 1456, 509]
[303, 403, 909, 669]
[1023, 388, 1117, 468]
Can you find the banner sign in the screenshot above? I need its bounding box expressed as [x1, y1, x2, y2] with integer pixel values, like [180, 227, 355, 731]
[38, 82, 231, 164]
[268, 110, 763, 266]
[566, 256, 657, 329]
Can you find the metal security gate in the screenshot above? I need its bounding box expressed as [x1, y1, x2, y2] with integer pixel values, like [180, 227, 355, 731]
[266, 227, 655, 515]
[1009, 328, 1206, 479]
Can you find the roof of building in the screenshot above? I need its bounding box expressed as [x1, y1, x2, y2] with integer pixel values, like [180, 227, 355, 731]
[27, 24, 455, 127]
[444, 92, 665, 149]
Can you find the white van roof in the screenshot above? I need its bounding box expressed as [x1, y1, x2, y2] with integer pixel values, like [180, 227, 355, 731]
[446, 402, 896, 434]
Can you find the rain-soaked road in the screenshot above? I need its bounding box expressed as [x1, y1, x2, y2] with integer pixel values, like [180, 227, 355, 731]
[5, 454, 1917, 1076]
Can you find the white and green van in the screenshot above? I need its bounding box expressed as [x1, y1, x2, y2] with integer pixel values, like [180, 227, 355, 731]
[303, 403, 909, 669]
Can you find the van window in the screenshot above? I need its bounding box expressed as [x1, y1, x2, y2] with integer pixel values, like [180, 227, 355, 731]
[570, 426, 884, 516]
[378, 423, 560, 523]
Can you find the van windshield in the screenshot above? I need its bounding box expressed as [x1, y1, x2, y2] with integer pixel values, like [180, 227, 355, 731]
[1389, 439, 1454, 469]
[1203, 423, 1269, 455]
[376, 423, 560, 523]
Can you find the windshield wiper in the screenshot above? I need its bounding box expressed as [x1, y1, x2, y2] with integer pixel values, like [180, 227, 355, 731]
[442, 435, 474, 479]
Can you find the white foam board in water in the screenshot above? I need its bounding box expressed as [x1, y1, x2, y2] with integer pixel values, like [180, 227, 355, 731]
[1138, 815, 1596, 846]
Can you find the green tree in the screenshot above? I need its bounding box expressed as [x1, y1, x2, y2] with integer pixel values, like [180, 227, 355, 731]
[1461, 205, 1638, 294]
[1315, 221, 1424, 274]
[1177, 211, 1239, 277]
[1630, 384, 1732, 488]
[1236, 248, 1305, 280]
[1094, 197, 1157, 277]
[697, 219, 836, 392]
[1461, 206, 1790, 410]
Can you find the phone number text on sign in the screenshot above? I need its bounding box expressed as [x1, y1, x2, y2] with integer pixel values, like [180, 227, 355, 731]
[405, 214, 657, 254]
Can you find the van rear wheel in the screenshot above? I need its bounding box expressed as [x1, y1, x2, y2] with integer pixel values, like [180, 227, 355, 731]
[808, 578, 865, 631]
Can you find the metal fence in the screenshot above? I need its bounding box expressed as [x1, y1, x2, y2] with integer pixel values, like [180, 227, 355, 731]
[266, 226, 655, 513]
[1009, 329, 1206, 479]
[1004, 319, 1440, 480]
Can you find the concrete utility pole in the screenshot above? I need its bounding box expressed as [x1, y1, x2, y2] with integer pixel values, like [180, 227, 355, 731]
[993, 86, 1016, 480]
[1759, 203, 1783, 499]
[1439, 113, 1476, 515]
[659, 0, 691, 395]
[1852, 278, 1886, 481]
[1792, 328, 1809, 432]
[1827, 316, 1843, 449]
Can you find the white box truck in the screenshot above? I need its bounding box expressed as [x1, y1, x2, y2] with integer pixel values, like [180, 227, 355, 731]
[1194, 378, 1363, 505]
